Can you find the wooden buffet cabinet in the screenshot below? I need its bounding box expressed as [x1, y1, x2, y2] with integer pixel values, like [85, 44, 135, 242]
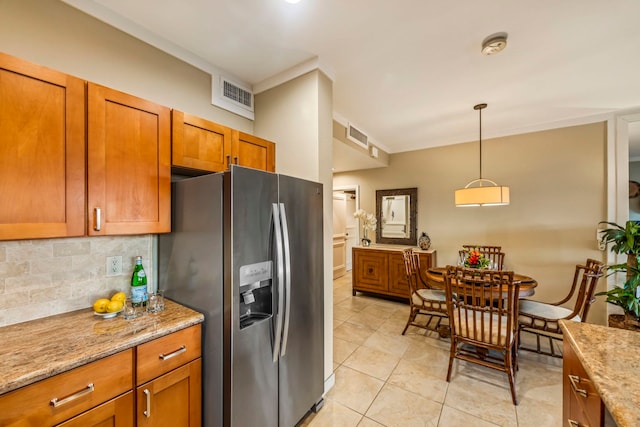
[0, 324, 202, 427]
[352, 246, 437, 299]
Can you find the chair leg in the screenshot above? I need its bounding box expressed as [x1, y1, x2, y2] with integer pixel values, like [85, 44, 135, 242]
[446, 339, 456, 382]
[505, 351, 518, 405]
[402, 308, 417, 335]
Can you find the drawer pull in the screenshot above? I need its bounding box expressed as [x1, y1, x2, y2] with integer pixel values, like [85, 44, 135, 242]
[568, 374, 588, 398]
[159, 345, 187, 361]
[94, 208, 101, 231]
[50, 383, 95, 408]
[567, 419, 585, 427]
[143, 388, 151, 417]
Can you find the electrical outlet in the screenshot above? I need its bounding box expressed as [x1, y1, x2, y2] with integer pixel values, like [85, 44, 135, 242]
[106, 256, 123, 277]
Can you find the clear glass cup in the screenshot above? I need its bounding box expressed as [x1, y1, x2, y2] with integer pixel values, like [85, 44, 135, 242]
[122, 298, 139, 320]
[147, 290, 165, 313]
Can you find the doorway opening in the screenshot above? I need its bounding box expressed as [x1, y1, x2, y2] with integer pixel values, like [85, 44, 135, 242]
[332, 185, 360, 279]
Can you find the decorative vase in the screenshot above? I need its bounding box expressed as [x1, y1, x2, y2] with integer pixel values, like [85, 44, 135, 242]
[418, 232, 431, 250]
[362, 229, 371, 247]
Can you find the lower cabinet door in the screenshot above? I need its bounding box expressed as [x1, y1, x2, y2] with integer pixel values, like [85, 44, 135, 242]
[136, 359, 202, 427]
[56, 392, 133, 427]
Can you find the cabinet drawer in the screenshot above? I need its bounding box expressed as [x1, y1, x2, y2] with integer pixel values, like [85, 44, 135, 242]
[136, 325, 202, 385]
[0, 349, 133, 426]
[568, 372, 602, 427]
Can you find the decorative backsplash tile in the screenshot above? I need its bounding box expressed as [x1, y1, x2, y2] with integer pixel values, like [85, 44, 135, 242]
[0, 235, 153, 327]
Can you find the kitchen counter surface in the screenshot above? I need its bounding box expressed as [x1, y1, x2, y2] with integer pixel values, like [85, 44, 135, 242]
[0, 299, 204, 395]
[560, 320, 640, 427]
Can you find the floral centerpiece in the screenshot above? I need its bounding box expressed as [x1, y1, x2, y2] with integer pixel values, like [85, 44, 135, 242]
[353, 209, 377, 246]
[463, 248, 491, 269]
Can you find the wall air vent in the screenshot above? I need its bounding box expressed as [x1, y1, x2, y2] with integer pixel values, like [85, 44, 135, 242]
[211, 75, 255, 120]
[346, 122, 369, 150]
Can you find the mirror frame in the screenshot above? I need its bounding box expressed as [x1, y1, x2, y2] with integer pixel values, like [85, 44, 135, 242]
[375, 187, 417, 245]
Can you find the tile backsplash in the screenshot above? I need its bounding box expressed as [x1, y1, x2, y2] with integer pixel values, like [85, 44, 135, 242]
[0, 235, 153, 327]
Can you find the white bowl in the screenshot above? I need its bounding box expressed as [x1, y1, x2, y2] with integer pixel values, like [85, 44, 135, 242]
[94, 308, 123, 319]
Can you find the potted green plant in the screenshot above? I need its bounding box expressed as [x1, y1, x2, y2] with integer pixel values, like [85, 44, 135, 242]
[597, 220, 640, 327]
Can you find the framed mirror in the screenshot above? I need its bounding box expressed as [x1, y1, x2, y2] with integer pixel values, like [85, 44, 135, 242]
[375, 187, 417, 245]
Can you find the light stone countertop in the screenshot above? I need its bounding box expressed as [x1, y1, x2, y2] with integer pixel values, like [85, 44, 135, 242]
[560, 320, 640, 427]
[0, 299, 204, 395]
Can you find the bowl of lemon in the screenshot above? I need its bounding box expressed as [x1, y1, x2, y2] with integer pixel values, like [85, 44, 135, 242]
[93, 292, 127, 319]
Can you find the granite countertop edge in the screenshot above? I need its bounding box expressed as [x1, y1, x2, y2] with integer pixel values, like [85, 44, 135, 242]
[560, 320, 640, 427]
[0, 299, 204, 396]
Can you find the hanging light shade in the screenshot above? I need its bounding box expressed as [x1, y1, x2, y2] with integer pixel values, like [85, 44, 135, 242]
[455, 103, 510, 207]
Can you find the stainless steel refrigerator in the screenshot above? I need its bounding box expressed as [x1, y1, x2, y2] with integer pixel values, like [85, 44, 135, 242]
[158, 165, 324, 427]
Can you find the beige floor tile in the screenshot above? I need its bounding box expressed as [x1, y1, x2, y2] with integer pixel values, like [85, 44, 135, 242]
[401, 338, 451, 370]
[444, 372, 518, 426]
[334, 305, 357, 322]
[334, 320, 377, 345]
[357, 417, 385, 427]
[336, 297, 373, 312]
[302, 398, 363, 427]
[377, 316, 409, 335]
[515, 359, 562, 406]
[334, 337, 360, 364]
[387, 358, 449, 403]
[345, 311, 389, 330]
[343, 345, 401, 381]
[515, 396, 562, 427]
[437, 405, 501, 427]
[361, 330, 412, 357]
[327, 365, 385, 414]
[366, 383, 442, 427]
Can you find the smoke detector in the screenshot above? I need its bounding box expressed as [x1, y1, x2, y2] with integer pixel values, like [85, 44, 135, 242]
[481, 33, 508, 55]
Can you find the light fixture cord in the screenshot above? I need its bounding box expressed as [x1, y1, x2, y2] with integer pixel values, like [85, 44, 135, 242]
[478, 106, 483, 180]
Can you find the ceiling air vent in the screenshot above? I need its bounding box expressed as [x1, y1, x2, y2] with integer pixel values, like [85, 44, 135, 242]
[347, 122, 369, 149]
[211, 75, 255, 120]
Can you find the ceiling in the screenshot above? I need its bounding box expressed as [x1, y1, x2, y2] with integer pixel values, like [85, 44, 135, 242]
[63, 0, 640, 168]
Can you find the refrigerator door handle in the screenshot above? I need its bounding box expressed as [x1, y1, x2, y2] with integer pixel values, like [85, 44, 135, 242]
[279, 202, 292, 357]
[271, 203, 285, 363]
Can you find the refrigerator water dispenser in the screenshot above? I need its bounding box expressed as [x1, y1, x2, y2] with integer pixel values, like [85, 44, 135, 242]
[238, 261, 273, 329]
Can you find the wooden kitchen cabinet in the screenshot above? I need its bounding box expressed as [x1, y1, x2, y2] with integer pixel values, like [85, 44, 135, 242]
[171, 110, 231, 173]
[563, 339, 604, 427]
[57, 392, 134, 427]
[136, 325, 202, 427]
[0, 349, 133, 426]
[87, 83, 171, 235]
[231, 130, 276, 172]
[352, 246, 436, 299]
[0, 52, 85, 241]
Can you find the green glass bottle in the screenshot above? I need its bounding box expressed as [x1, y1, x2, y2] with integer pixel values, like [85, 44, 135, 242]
[131, 256, 148, 307]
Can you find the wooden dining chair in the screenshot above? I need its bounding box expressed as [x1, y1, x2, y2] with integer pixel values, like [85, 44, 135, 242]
[518, 258, 606, 357]
[444, 265, 520, 405]
[460, 245, 505, 270]
[401, 248, 449, 337]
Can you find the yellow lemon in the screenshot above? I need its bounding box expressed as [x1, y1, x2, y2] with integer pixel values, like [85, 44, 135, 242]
[106, 300, 124, 313]
[111, 291, 126, 304]
[93, 298, 110, 313]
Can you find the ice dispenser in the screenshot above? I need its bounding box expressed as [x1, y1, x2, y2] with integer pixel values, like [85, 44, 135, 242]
[238, 261, 273, 329]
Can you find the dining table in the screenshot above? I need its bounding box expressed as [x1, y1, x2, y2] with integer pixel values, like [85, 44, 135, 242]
[423, 266, 538, 298]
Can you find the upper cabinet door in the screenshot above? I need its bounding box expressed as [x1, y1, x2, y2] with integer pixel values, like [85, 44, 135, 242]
[231, 130, 276, 172]
[172, 110, 232, 172]
[87, 83, 171, 235]
[0, 53, 85, 240]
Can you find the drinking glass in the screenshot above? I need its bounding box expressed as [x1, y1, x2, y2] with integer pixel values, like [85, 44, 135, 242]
[122, 298, 139, 320]
[147, 290, 165, 313]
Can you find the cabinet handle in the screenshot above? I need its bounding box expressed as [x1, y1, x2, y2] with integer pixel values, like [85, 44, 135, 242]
[234, 156, 239, 164]
[567, 419, 584, 427]
[50, 383, 94, 407]
[143, 388, 151, 417]
[159, 345, 186, 361]
[568, 374, 588, 398]
[94, 208, 101, 231]
[226, 155, 231, 169]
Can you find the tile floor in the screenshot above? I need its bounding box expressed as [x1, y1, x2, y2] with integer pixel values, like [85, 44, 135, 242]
[302, 272, 564, 427]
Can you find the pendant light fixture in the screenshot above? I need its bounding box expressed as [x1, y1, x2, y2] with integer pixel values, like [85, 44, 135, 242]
[454, 103, 510, 207]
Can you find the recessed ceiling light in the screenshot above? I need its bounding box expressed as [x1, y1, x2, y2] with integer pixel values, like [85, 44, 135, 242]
[481, 33, 508, 55]
[285, 0, 302, 3]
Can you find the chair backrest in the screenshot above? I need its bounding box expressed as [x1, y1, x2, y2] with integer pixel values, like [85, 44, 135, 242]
[459, 245, 506, 270]
[574, 259, 606, 322]
[444, 266, 519, 347]
[402, 248, 421, 295]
